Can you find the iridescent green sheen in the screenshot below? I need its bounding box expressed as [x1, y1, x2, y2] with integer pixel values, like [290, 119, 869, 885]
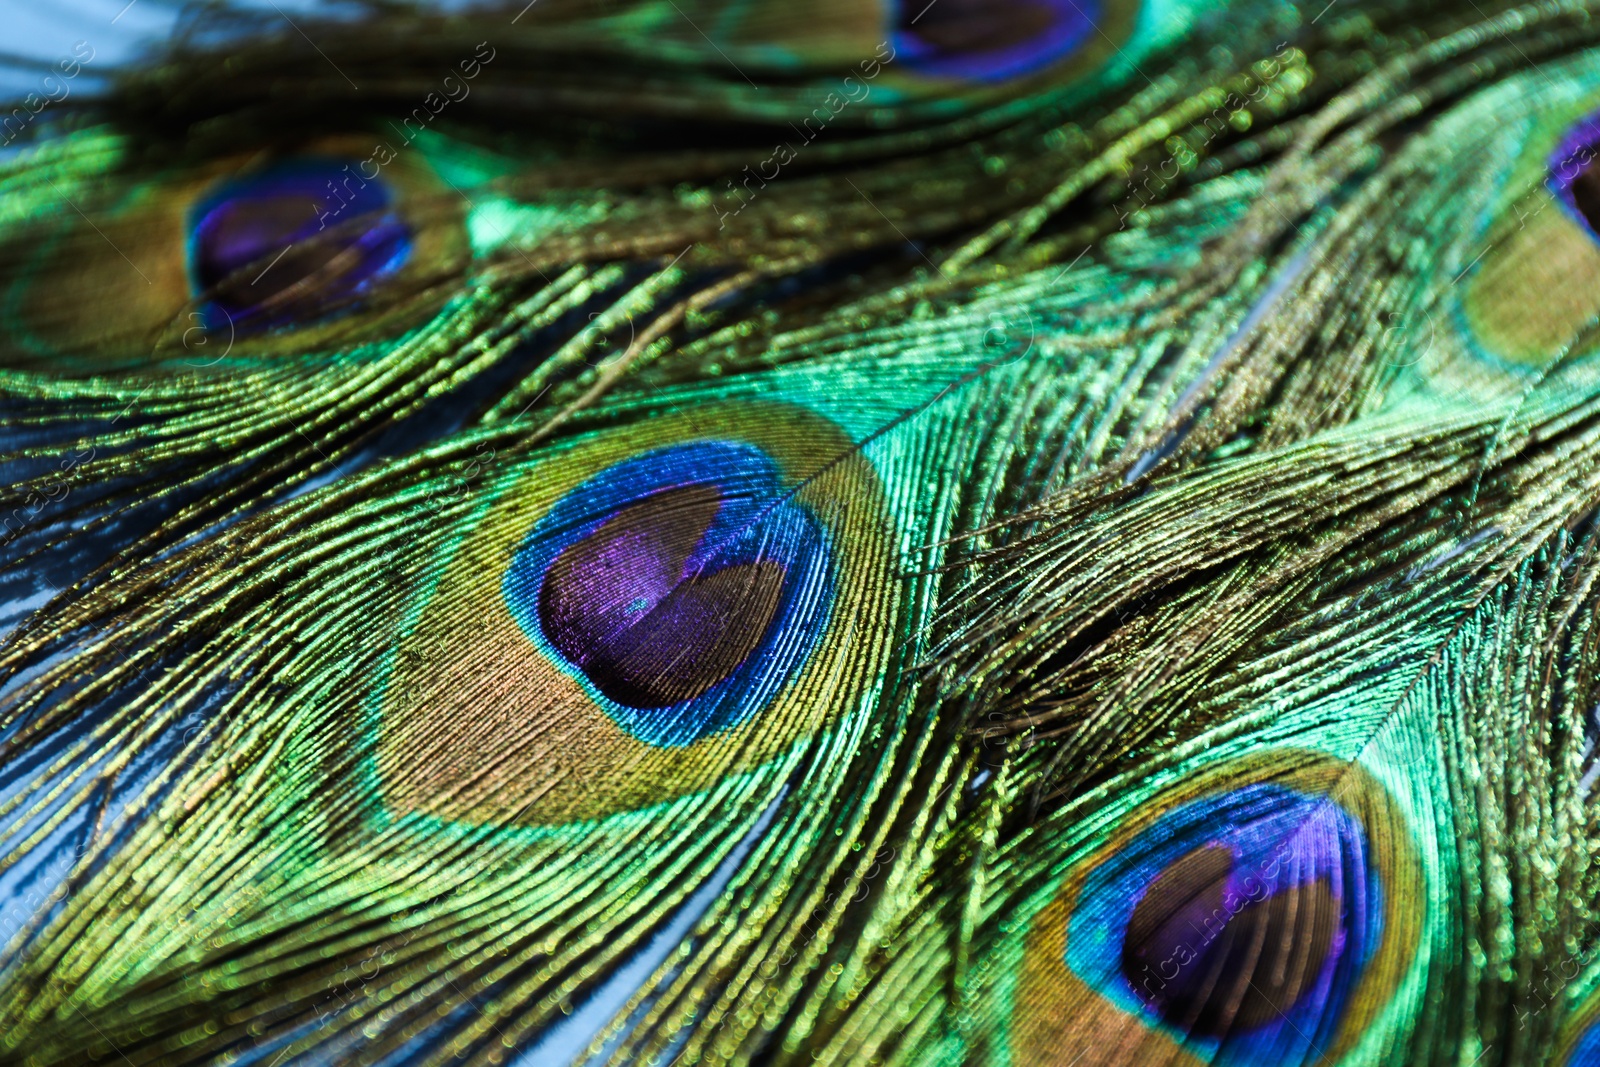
[3, 3, 1600, 1067]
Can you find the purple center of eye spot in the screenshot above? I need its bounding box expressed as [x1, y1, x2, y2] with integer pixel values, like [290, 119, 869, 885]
[1065, 783, 1380, 1063]
[188, 158, 412, 332]
[538, 484, 790, 709]
[1548, 114, 1600, 240]
[502, 440, 836, 747]
[893, 0, 1099, 83]
[1120, 843, 1340, 1037]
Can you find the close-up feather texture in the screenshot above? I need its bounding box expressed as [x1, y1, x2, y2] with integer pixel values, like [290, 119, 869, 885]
[2, 0, 1600, 1064]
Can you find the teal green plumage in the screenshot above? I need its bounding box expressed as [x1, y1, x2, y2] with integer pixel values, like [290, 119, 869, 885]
[4, 1, 1600, 1065]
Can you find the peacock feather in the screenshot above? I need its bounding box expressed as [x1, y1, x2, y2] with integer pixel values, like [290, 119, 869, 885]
[4, 1, 1600, 1065]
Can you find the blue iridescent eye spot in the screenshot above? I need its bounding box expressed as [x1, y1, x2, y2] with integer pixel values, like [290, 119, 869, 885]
[187, 158, 412, 333]
[892, 0, 1098, 83]
[502, 441, 835, 748]
[1065, 784, 1381, 1064]
[1548, 113, 1600, 240]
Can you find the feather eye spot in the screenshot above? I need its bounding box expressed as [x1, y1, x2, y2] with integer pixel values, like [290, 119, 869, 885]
[501, 440, 835, 748]
[1012, 754, 1421, 1067]
[1459, 104, 1600, 367]
[892, 0, 1101, 83]
[188, 158, 413, 333]
[1109, 789, 1367, 1048]
[7, 137, 466, 359]
[515, 446, 832, 727]
[1549, 115, 1600, 240]
[1120, 841, 1340, 1037]
[373, 405, 892, 826]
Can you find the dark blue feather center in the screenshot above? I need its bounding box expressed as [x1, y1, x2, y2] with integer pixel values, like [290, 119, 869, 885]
[893, 0, 1100, 83]
[503, 441, 834, 747]
[187, 158, 412, 333]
